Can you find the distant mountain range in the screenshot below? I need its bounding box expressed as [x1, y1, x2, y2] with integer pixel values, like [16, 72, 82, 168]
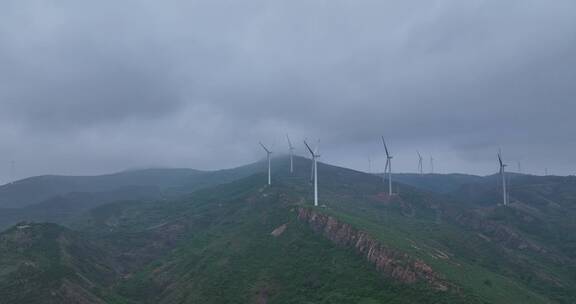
[393, 172, 485, 193]
[0, 156, 575, 303]
[0, 163, 268, 230]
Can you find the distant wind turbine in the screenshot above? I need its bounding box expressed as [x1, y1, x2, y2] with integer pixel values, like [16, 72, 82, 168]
[259, 142, 272, 185]
[304, 140, 320, 206]
[381, 137, 393, 196]
[498, 150, 508, 206]
[10, 161, 15, 184]
[417, 151, 423, 175]
[430, 156, 434, 174]
[368, 156, 372, 174]
[286, 134, 295, 174]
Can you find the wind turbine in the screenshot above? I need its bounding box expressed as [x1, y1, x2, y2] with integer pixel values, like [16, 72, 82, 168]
[259, 142, 272, 185]
[381, 137, 393, 196]
[417, 151, 423, 175]
[498, 150, 508, 206]
[286, 134, 295, 174]
[430, 156, 434, 174]
[368, 156, 372, 174]
[10, 161, 15, 184]
[305, 138, 318, 182]
[304, 140, 320, 206]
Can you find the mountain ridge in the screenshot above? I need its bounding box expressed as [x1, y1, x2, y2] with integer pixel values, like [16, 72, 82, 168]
[0, 156, 574, 303]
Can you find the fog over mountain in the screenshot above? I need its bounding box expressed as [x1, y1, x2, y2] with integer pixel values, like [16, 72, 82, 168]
[1, 0, 575, 179]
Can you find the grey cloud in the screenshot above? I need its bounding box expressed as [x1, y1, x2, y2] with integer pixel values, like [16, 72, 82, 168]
[0, 0, 189, 131]
[0, 0, 575, 178]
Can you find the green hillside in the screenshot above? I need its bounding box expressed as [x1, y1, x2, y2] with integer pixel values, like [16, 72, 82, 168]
[0, 156, 574, 303]
[0, 223, 118, 304]
[103, 176, 470, 304]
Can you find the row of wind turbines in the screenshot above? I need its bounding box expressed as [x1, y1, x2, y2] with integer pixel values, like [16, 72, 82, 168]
[259, 135, 395, 207]
[261, 135, 513, 208]
[260, 135, 321, 206]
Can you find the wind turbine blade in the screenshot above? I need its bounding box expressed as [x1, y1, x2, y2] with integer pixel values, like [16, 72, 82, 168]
[303, 140, 314, 155]
[259, 142, 270, 153]
[498, 153, 503, 167]
[381, 136, 390, 157]
[286, 134, 293, 148]
[314, 139, 320, 154]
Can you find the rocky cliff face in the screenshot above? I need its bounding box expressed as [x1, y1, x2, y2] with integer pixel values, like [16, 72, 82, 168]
[297, 207, 449, 291]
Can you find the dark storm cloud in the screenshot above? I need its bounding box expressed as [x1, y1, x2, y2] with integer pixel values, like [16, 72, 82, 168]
[0, 0, 186, 130]
[0, 0, 575, 179]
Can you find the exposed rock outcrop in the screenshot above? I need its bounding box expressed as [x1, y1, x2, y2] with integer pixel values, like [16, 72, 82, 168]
[270, 224, 287, 237]
[297, 208, 449, 290]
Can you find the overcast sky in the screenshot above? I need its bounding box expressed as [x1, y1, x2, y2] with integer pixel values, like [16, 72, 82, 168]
[1, 0, 575, 180]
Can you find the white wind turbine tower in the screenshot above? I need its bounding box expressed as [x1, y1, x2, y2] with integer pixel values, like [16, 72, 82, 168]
[430, 156, 434, 174]
[381, 137, 393, 196]
[259, 142, 272, 185]
[10, 161, 16, 184]
[286, 134, 295, 174]
[417, 151, 423, 175]
[304, 140, 320, 207]
[368, 156, 373, 174]
[498, 150, 508, 206]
